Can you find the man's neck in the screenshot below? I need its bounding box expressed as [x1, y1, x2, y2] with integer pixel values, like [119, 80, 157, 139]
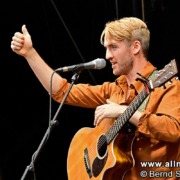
[126, 59, 148, 86]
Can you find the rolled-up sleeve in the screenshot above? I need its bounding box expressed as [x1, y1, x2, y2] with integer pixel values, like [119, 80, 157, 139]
[52, 78, 121, 108]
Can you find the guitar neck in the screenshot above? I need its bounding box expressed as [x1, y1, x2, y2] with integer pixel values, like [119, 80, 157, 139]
[106, 87, 149, 144]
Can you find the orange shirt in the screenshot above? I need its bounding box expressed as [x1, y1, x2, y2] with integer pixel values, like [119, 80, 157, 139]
[53, 61, 180, 179]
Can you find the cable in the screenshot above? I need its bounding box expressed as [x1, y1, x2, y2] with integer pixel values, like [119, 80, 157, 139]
[115, 0, 119, 19]
[49, 0, 97, 84]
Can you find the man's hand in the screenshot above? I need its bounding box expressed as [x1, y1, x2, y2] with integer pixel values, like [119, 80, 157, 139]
[94, 99, 127, 126]
[11, 25, 33, 57]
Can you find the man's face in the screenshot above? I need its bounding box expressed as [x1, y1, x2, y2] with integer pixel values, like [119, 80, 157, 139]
[104, 38, 133, 76]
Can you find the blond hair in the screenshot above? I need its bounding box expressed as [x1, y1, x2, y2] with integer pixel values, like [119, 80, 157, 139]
[100, 17, 150, 57]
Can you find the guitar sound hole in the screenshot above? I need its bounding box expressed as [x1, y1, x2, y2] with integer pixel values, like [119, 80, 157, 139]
[98, 135, 107, 157]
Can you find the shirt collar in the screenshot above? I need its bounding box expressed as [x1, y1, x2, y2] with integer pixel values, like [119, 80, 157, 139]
[115, 61, 157, 94]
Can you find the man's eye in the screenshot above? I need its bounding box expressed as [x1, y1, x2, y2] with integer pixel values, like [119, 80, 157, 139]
[111, 45, 117, 49]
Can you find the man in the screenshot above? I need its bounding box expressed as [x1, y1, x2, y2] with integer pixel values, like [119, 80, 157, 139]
[11, 17, 180, 179]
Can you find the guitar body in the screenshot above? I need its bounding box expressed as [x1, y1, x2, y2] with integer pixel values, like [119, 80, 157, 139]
[67, 119, 135, 180]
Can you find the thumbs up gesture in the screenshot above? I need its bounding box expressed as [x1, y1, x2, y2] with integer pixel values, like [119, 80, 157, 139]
[11, 24, 33, 57]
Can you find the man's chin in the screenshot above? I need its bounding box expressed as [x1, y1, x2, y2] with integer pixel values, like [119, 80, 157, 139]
[113, 71, 119, 76]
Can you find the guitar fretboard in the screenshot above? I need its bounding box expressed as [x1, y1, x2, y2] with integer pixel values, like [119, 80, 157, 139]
[106, 87, 149, 144]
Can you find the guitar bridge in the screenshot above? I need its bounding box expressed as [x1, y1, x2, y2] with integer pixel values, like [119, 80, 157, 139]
[84, 148, 92, 178]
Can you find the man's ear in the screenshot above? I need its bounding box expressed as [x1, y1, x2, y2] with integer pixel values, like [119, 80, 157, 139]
[132, 40, 141, 55]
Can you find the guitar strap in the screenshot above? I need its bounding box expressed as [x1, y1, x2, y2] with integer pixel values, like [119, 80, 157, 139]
[125, 70, 158, 133]
[138, 70, 158, 112]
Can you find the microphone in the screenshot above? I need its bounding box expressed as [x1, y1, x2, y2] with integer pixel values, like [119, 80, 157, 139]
[55, 58, 106, 72]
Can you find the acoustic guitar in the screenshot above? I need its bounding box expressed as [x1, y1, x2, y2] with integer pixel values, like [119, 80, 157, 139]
[67, 59, 178, 180]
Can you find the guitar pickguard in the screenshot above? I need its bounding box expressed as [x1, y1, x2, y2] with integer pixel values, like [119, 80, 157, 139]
[92, 153, 108, 177]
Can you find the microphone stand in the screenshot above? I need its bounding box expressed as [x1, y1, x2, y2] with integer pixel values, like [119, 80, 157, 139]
[20, 71, 81, 180]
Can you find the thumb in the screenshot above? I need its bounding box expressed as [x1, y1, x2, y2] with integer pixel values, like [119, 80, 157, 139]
[22, 24, 29, 36]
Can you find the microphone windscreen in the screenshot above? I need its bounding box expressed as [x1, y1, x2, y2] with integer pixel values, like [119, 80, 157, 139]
[95, 58, 106, 69]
